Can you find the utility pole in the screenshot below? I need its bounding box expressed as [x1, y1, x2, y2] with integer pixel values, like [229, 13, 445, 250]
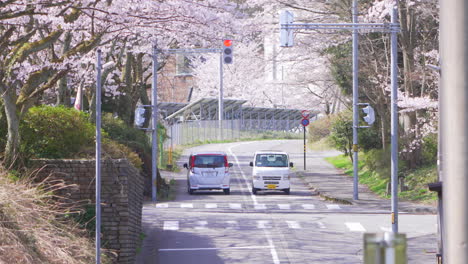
[441, 0, 468, 262]
[95, 49, 102, 264]
[151, 42, 158, 202]
[219, 53, 224, 140]
[352, 0, 359, 201]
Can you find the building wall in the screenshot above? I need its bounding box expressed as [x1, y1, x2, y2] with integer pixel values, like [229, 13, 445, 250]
[158, 55, 194, 103]
[33, 159, 144, 264]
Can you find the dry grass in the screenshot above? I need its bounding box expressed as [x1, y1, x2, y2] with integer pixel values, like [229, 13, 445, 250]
[0, 168, 98, 264]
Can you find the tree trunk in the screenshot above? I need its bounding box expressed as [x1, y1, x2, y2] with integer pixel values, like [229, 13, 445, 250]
[1, 86, 21, 167]
[56, 32, 72, 106]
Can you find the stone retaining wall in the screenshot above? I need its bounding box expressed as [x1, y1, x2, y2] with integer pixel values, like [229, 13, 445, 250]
[33, 159, 144, 264]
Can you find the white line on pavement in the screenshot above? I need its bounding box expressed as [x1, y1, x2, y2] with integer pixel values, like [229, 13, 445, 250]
[229, 203, 242, 209]
[180, 203, 193, 208]
[195, 221, 208, 230]
[254, 204, 267, 210]
[286, 221, 301, 229]
[159, 245, 273, 252]
[317, 221, 326, 229]
[345, 222, 366, 232]
[302, 204, 315, 210]
[264, 229, 281, 264]
[163, 221, 179, 231]
[278, 204, 291, 210]
[257, 220, 271, 229]
[156, 203, 169, 208]
[226, 221, 240, 229]
[227, 143, 258, 204]
[205, 203, 217, 209]
[326, 204, 341, 210]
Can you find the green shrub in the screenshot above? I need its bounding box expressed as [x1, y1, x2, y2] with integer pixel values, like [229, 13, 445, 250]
[21, 106, 95, 158]
[308, 117, 331, 142]
[101, 113, 151, 153]
[421, 133, 438, 165]
[328, 111, 353, 157]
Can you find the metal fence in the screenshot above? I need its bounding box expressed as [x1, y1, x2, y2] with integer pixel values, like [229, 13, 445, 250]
[163, 119, 302, 148]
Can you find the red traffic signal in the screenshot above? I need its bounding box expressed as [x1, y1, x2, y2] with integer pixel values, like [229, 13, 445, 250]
[223, 39, 232, 47]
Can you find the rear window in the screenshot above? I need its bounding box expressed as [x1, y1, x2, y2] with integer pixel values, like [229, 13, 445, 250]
[255, 154, 287, 167]
[192, 155, 226, 168]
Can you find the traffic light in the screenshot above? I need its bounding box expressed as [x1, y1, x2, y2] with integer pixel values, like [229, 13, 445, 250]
[362, 105, 375, 125]
[134, 106, 145, 127]
[223, 39, 233, 64]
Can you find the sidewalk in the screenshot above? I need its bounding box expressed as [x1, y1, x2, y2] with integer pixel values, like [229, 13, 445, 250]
[296, 154, 437, 214]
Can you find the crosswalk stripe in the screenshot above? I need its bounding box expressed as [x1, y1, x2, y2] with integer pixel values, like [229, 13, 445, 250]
[278, 204, 291, 210]
[317, 221, 326, 229]
[229, 203, 242, 209]
[326, 204, 341, 210]
[205, 203, 217, 209]
[257, 220, 271, 229]
[163, 221, 179, 231]
[345, 222, 366, 232]
[156, 203, 168, 208]
[226, 221, 240, 229]
[195, 221, 208, 230]
[302, 204, 315, 210]
[254, 204, 267, 210]
[180, 203, 193, 208]
[286, 221, 301, 229]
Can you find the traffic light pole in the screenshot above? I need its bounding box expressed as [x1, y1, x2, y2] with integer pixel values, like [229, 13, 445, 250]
[219, 52, 224, 140]
[151, 42, 158, 202]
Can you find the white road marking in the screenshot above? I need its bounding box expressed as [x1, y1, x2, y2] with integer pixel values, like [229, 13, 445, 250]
[227, 144, 258, 204]
[264, 230, 280, 264]
[205, 203, 217, 209]
[257, 220, 271, 229]
[286, 221, 301, 229]
[380, 227, 392, 232]
[326, 204, 341, 210]
[156, 203, 168, 208]
[229, 203, 242, 209]
[226, 221, 240, 230]
[159, 245, 273, 252]
[254, 204, 267, 210]
[180, 203, 193, 208]
[163, 221, 179, 231]
[317, 221, 326, 229]
[345, 222, 366, 232]
[195, 221, 208, 230]
[278, 204, 291, 210]
[302, 204, 316, 210]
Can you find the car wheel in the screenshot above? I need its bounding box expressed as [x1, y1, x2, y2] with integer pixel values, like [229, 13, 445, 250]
[223, 188, 230, 195]
[284, 188, 290, 195]
[252, 187, 258, 195]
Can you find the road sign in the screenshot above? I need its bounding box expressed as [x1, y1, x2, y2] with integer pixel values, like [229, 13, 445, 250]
[301, 110, 310, 118]
[301, 118, 310, 126]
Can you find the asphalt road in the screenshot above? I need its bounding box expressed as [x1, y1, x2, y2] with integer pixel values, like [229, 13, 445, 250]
[136, 140, 437, 264]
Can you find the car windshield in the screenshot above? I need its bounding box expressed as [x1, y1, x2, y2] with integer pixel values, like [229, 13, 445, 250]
[193, 155, 225, 168]
[255, 154, 287, 167]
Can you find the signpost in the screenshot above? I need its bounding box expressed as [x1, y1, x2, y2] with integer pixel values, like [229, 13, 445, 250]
[301, 110, 310, 170]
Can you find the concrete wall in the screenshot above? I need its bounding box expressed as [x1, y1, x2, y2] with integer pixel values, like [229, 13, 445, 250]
[33, 159, 144, 264]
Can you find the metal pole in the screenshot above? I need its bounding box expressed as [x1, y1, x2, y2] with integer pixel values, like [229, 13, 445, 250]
[352, 0, 359, 200]
[303, 126, 306, 170]
[219, 53, 224, 140]
[151, 42, 158, 202]
[390, 6, 399, 233]
[441, 0, 468, 262]
[95, 49, 102, 264]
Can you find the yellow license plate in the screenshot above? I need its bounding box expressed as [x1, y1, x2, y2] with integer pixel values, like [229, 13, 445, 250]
[267, 184, 276, 189]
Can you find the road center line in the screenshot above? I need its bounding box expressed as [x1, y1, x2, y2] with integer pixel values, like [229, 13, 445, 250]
[227, 143, 258, 204]
[159, 245, 273, 252]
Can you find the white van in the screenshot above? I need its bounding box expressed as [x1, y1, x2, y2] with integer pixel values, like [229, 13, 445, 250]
[250, 151, 293, 195]
[183, 152, 233, 195]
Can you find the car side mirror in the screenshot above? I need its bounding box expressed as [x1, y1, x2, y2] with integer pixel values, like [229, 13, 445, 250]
[249, 161, 253, 167]
[228, 163, 233, 168]
[289, 162, 294, 168]
[183, 163, 188, 169]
